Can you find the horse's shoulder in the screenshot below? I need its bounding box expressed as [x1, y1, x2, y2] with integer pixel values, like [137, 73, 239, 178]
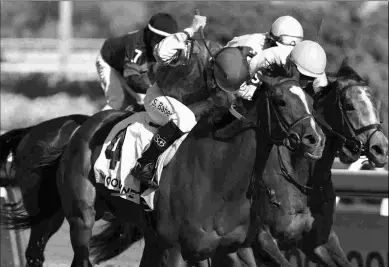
[76, 111, 130, 142]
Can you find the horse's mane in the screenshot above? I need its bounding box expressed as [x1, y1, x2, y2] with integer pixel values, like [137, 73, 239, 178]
[260, 61, 294, 79]
[336, 59, 365, 83]
[313, 59, 369, 105]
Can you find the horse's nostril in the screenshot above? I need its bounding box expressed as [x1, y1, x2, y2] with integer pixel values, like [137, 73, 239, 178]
[303, 134, 317, 145]
[370, 144, 385, 156]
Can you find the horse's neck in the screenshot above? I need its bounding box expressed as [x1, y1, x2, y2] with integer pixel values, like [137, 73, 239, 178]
[312, 86, 344, 183]
[185, 93, 273, 192]
[265, 146, 312, 184]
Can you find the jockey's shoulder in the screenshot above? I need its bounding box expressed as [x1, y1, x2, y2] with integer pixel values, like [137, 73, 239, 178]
[226, 33, 267, 53]
[104, 30, 143, 47]
[262, 45, 293, 62]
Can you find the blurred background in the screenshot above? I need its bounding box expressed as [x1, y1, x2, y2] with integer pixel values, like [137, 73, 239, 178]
[0, 1, 388, 266]
[0, 1, 388, 134]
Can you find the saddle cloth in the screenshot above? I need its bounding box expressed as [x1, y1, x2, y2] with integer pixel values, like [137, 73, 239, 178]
[93, 111, 188, 210]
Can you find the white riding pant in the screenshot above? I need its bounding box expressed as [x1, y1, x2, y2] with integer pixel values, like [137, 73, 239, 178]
[96, 53, 146, 111]
[144, 84, 197, 133]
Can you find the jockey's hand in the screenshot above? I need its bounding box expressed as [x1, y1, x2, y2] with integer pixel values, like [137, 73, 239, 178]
[234, 82, 257, 101]
[189, 15, 207, 33]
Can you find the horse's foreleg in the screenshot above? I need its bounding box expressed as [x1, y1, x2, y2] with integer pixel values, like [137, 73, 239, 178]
[301, 230, 351, 267]
[212, 247, 258, 267]
[25, 210, 65, 267]
[140, 238, 209, 267]
[139, 234, 166, 267]
[254, 230, 292, 267]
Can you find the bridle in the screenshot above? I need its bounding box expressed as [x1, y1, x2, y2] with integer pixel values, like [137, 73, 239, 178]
[251, 80, 314, 152]
[314, 82, 383, 155]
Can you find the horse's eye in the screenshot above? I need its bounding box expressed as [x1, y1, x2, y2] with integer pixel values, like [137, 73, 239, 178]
[345, 103, 355, 111]
[274, 98, 287, 107]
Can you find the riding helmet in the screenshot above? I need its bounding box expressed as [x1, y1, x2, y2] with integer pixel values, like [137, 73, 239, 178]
[288, 40, 327, 78]
[270, 16, 304, 46]
[147, 13, 178, 37]
[213, 47, 251, 93]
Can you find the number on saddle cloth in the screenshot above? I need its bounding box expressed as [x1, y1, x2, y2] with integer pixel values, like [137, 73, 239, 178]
[105, 128, 127, 170]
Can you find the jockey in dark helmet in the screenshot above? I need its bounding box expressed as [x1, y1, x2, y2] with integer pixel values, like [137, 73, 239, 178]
[130, 14, 252, 188]
[96, 13, 178, 111]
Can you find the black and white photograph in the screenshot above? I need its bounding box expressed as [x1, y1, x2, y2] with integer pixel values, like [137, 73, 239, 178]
[0, 1, 388, 266]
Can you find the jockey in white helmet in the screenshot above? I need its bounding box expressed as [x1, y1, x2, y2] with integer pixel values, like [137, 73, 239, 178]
[228, 16, 304, 73]
[226, 16, 305, 101]
[226, 17, 328, 117]
[286, 40, 328, 93]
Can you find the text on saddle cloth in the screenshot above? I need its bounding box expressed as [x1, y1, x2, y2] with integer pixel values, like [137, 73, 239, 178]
[93, 111, 188, 209]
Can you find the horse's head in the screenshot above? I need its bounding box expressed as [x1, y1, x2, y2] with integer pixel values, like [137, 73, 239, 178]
[252, 63, 325, 159]
[316, 59, 388, 167]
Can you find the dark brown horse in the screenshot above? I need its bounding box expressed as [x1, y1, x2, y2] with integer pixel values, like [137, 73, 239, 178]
[0, 115, 89, 266]
[0, 113, 147, 267]
[211, 59, 388, 267]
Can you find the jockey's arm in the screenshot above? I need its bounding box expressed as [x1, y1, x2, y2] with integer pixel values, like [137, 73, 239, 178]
[154, 14, 206, 65]
[153, 30, 194, 66]
[248, 46, 290, 77]
[235, 47, 291, 101]
[226, 33, 267, 55]
[123, 59, 152, 95]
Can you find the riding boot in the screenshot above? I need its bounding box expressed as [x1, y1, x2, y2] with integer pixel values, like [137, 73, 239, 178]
[131, 120, 184, 188]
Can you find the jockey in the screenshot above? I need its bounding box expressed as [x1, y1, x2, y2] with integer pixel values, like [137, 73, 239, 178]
[285, 40, 328, 94]
[229, 40, 328, 119]
[95, 13, 178, 111]
[226, 16, 305, 102]
[130, 15, 252, 188]
[227, 16, 328, 112]
[227, 16, 304, 75]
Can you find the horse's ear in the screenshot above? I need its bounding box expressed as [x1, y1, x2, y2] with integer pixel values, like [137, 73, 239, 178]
[340, 56, 350, 69]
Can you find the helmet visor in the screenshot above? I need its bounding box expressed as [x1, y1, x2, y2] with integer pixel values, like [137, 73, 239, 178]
[269, 32, 303, 47]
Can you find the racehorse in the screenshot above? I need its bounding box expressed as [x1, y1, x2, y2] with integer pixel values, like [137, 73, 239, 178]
[212, 58, 388, 267]
[0, 113, 146, 267]
[0, 115, 89, 266]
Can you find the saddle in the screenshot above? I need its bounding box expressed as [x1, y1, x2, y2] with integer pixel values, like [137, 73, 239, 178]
[93, 111, 188, 210]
